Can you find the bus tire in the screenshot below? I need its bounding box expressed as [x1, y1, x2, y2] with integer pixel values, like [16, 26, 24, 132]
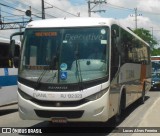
[140, 83, 146, 104]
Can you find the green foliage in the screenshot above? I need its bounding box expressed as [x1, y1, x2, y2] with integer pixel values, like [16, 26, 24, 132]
[133, 28, 158, 49]
[151, 48, 160, 56]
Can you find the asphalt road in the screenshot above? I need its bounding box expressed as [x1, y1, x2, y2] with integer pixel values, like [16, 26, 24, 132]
[0, 85, 17, 106]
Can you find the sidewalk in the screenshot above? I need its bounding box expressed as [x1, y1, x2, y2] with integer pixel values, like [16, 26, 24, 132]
[137, 97, 160, 127]
[132, 97, 160, 136]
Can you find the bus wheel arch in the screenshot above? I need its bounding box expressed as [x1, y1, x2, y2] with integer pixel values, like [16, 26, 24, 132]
[115, 86, 126, 123]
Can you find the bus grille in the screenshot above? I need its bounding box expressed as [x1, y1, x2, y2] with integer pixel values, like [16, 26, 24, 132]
[34, 110, 84, 119]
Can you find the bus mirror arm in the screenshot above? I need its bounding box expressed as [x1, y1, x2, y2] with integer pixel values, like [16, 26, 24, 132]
[9, 40, 19, 68]
[10, 31, 24, 57]
[10, 32, 24, 41]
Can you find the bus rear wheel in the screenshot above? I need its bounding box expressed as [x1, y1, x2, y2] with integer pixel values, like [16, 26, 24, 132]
[139, 83, 146, 104]
[140, 89, 145, 104]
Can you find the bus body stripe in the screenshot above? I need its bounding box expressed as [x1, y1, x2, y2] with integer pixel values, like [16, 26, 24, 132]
[0, 75, 17, 86]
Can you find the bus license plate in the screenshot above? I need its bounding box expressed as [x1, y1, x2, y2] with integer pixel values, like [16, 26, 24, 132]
[51, 118, 67, 123]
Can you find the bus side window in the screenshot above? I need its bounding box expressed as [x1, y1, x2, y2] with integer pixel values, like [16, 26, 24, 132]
[0, 43, 13, 68]
[111, 25, 120, 80]
[13, 44, 20, 68]
[14, 44, 20, 58]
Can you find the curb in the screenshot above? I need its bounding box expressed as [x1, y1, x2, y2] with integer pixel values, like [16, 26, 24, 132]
[0, 101, 18, 108]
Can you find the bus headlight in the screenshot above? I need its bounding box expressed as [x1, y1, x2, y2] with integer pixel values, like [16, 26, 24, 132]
[85, 88, 108, 101]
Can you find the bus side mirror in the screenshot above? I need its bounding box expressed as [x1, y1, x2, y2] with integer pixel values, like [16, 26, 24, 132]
[112, 29, 119, 38]
[10, 31, 23, 68]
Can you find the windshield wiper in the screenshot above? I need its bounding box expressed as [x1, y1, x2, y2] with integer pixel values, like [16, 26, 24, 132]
[35, 67, 48, 90]
[35, 45, 60, 90]
[46, 57, 58, 82]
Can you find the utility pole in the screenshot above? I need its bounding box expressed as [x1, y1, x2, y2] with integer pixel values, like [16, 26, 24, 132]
[88, 0, 107, 17]
[134, 8, 142, 29]
[19, 16, 25, 41]
[42, 0, 45, 19]
[0, 7, 2, 24]
[150, 27, 153, 39]
[130, 8, 142, 29]
[134, 8, 137, 29]
[88, 1, 91, 17]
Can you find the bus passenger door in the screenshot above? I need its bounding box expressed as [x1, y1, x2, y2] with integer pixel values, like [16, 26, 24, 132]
[109, 25, 121, 118]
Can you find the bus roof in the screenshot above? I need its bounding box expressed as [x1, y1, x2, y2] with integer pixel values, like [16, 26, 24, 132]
[151, 56, 160, 61]
[151, 56, 160, 58]
[26, 17, 116, 28]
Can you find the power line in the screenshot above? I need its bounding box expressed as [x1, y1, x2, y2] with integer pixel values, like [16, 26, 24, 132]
[44, 1, 78, 17]
[17, 0, 77, 18]
[1, 9, 23, 17]
[0, 9, 29, 23]
[107, 3, 133, 11]
[19, 0, 56, 18]
[0, 3, 25, 13]
[0, 0, 77, 30]
[107, 2, 160, 16]
[0, 2, 41, 19]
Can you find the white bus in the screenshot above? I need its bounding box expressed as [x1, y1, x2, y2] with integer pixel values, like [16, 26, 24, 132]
[0, 37, 20, 105]
[10, 18, 151, 123]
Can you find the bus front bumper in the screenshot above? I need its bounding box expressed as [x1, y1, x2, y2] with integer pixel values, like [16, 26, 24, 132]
[18, 90, 110, 122]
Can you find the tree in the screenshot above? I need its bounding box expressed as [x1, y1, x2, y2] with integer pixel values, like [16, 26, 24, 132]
[133, 28, 158, 56]
[133, 28, 158, 49]
[151, 48, 160, 56]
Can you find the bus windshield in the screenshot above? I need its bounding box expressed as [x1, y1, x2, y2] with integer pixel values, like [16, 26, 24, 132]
[19, 27, 109, 85]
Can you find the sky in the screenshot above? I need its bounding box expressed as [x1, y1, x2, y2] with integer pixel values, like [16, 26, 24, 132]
[0, 0, 160, 46]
